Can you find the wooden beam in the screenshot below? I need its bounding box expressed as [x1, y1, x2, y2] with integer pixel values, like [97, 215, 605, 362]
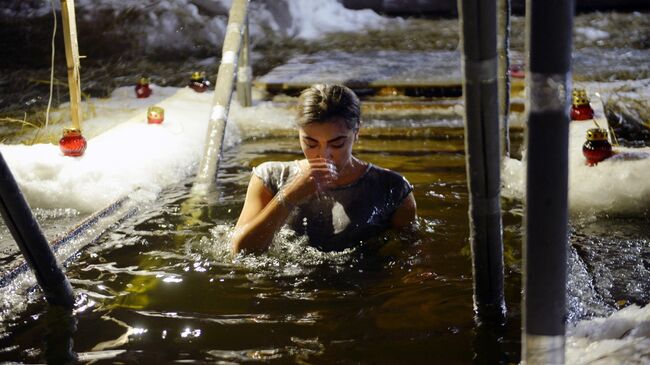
[60, 0, 83, 130]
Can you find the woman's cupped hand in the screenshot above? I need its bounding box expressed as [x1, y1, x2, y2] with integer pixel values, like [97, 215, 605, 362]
[282, 158, 339, 203]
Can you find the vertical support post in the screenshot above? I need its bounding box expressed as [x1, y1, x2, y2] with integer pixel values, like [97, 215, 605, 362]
[523, 0, 575, 363]
[497, 0, 511, 157]
[194, 0, 250, 190]
[237, 16, 252, 107]
[60, 0, 83, 130]
[457, 0, 505, 315]
[0, 153, 74, 308]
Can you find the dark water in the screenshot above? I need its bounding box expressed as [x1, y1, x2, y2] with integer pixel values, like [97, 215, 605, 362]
[0, 119, 648, 363]
[0, 122, 525, 364]
[0, 9, 649, 364]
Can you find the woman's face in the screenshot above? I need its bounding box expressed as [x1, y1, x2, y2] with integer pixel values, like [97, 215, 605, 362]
[298, 118, 358, 172]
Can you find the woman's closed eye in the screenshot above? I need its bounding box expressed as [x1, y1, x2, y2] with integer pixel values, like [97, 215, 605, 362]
[328, 136, 348, 148]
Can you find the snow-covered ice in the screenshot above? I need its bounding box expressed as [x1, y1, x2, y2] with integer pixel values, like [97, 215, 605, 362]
[502, 78, 650, 217]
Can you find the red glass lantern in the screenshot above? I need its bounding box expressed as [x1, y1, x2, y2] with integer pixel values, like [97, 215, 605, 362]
[59, 128, 87, 157]
[188, 71, 210, 93]
[147, 106, 164, 124]
[571, 89, 594, 121]
[583, 128, 613, 166]
[509, 64, 525, 79]
[135, 77, 152, 98]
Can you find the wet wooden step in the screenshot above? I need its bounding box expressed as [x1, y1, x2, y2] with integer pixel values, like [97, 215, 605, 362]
[255, 50, 524, 99]
[256, 51, 468, 98]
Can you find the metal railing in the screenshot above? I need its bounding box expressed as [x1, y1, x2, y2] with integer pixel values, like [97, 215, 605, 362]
[194, 0, 252, 191]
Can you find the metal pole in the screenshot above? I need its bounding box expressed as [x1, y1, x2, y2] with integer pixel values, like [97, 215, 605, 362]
[60, 0, 83, 130]
[523, 0, 575, 363]
[457, 0, 505, 315]
[0, 152, 74, 308]
[194, 0, 250, 190]
[237, 16, 252, 107]
[497, 0, 511, 157]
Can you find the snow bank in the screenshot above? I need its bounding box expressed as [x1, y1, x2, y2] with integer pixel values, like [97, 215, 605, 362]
[0, 85, 294, 213]
[502, 78, 650, 216]
[566, 304, 650, 364]
[3, 0, 393, 53]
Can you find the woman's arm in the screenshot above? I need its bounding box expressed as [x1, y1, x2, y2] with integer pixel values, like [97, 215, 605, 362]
[231, 159, 338, 253]
[231, 175, 295, 253]
[390, 192, 417, 229]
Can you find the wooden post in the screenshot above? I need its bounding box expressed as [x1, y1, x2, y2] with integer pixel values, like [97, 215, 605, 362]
[523, 0, 575, 363]
[237, 16, 252, 107]
[194, 0, 250, 190]
[457, 0, 506, 315]
[60, 0, 83, 130]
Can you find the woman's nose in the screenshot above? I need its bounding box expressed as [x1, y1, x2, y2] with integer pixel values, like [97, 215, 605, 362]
[318, 146, 332, 159]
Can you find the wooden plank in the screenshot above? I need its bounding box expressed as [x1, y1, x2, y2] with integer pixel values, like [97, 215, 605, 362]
[60, 0, 83, 130]
[255, 50, 527, 97]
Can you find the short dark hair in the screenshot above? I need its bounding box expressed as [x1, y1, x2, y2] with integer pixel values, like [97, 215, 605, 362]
[297, 84, 360, 130]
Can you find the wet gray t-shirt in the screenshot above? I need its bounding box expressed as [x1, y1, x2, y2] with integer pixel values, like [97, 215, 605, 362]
[252, 161, 413, 251]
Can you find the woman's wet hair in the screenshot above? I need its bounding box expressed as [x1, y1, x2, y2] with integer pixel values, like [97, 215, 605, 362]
[297, 84, 360, 130]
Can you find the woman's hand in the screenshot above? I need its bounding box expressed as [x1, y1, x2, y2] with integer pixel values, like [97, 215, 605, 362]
[283, 158, 338, 203]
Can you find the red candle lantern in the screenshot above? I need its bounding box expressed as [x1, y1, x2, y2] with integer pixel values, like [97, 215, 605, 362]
[583, 128, 613, 166]
[135, 76, 152, 98]
[509, 63, 525, 79]
[571, 88, 594, 121]
[59, 128, 87, 157]
[147, 106, 164, 124]
[188, 71, 210, 93]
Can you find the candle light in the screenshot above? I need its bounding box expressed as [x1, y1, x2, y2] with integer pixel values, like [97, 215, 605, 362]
[59, 128, 87, 157]
[188, 71, 210, 93]
[571, 88, 595, 121]
[135, 76, 153, 98]
[583, 128, 613, 166]
[147, 106, 164, 124]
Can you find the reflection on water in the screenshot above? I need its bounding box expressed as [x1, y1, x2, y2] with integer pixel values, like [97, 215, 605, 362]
[0, 124, 519, 363]
[0, 124, 648, 363]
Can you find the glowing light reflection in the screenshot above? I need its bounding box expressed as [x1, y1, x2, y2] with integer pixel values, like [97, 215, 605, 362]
[180, 328, 202, 338]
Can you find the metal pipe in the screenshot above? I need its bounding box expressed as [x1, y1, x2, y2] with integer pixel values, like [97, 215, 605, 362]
[237, 16, 252, 107]
[194, 0, 250, 190]
[457, 0, 505, 315]
[497, 0, 511, 157]
[0, 152, 74, 308]
[523, 0, 575, 363]
[60, 0, 83, 130]
[1, 195, 138, 290]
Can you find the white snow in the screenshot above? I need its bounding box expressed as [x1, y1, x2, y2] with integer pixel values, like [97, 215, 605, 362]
[1, 87, 209, 212]
[502, 78, 650, 217]
[566, 304, 650, 364]
[283, 1, 388, 39]
[575, 26, 610, 41]
[0, 85, 293, 213]
[4, 0, 393, 52]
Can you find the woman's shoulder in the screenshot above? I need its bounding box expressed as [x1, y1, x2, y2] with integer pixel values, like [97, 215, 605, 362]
[364, 163, 413, 205]
[252, 160, 295, 173]
[252, 160, 300, 193]
[367, 163, 412, 189]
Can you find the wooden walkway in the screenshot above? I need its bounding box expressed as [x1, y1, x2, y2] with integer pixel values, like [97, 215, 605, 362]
[255, 50, 521, 98]
[254, 48, 649, 99]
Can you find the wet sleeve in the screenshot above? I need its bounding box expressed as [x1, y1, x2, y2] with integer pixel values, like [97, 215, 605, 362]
[392, 174, 414, 209]
[251, 161, 298, 195]
[379, 169, 413, 215]
[252, 161, 279, 194]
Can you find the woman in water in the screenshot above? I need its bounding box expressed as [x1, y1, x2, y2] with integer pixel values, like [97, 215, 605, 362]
[232, 84, 416, 253]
